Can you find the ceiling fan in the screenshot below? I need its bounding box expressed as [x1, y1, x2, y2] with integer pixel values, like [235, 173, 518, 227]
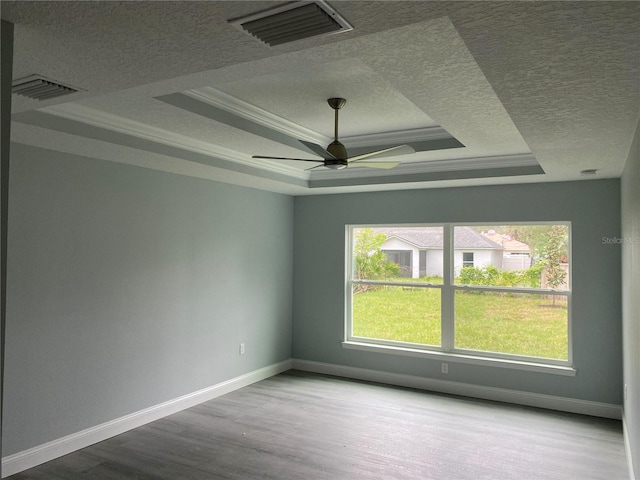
[252, 98, 415, 170]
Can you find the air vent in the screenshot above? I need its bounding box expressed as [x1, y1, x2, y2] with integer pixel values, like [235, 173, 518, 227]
[12, 74, 79, 101]
[229, 1, 352, 47]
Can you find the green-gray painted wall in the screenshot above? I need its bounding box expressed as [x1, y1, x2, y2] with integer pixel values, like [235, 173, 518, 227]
[293, 180, 622, 404]
[3, 139, 628, 462]
[4, 144, 294, 455]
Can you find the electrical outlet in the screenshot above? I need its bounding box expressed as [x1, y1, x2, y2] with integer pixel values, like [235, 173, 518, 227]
[441, 363, 448, 374]
[239, 343, 245, 355]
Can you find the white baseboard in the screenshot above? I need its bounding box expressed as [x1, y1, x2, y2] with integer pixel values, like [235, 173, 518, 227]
[2, 359, 292, 478]
[4, 358, 623, 478]
[291, 358, 622, 420]
[624, 412, 637, 480]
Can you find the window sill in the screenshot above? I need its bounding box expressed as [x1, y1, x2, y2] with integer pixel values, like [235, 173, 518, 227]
[341, 341, 577, 377]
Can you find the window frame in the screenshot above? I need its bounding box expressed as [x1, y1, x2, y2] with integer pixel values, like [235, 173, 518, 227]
[345, 222, 573, 373]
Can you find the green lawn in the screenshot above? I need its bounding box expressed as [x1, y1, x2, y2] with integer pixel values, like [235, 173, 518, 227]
[352, 288, 568, 360]
[352, 287, 442, 346]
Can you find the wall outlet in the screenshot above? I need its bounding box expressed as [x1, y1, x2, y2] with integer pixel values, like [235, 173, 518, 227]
[441, 362, 448, 374]
[239, 343, 245, 355]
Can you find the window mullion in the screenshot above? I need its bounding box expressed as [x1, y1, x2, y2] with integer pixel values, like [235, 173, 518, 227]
[441, 224, 454, 351]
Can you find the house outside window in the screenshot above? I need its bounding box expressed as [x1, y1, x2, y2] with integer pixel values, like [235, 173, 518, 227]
[347, 223, 571, 367]
[383, 250, 412, 277]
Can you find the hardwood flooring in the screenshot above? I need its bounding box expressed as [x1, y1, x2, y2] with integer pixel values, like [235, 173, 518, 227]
[8, 370, 628, 479]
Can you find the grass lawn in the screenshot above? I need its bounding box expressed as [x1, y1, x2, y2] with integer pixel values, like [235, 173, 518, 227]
[352, 288, 568, 360]
[352, 287, 442, 346]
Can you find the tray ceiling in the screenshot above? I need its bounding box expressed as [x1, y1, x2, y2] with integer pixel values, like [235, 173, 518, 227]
[3, 1, 639, 195]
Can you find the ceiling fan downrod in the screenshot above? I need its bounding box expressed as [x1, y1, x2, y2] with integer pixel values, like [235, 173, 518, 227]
[326, 98, 348, 163]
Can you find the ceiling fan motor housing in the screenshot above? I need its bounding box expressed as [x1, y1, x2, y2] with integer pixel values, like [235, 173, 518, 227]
[327, 140, 348, 160]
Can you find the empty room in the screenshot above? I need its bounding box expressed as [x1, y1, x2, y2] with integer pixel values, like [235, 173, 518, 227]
[1, 1, 639, 479]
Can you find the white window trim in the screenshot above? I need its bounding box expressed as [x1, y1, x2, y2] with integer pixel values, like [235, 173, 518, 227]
[341, 340, 576, 376]
[345, 222, 573, 372]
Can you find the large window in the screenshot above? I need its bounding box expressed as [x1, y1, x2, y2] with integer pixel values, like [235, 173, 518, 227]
[346, 224, 571, 366]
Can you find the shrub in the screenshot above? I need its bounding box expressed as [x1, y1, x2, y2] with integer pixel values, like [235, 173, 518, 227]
[458, 265, 542, 289]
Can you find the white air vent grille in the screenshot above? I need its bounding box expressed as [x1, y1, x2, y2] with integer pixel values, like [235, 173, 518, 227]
[12, 75, 79, 101]
[229, 1, 352, 47]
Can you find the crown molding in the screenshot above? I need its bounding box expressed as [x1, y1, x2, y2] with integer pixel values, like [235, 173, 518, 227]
[39, 96, 535, 188]
[185, 87, 331, 146]
[184, 87, 454, 150]
[36, 101, 537, 185]
[41, 103, 309, 180]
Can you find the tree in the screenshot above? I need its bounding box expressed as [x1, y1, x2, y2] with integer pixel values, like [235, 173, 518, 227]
[353, 228, 400, 293]
[541, 225, 567, 305]
[472, 225, 568, 262]
[509, 225, 554, 259]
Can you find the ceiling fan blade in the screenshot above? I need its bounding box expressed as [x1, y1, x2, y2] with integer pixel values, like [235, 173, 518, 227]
[252, 155, 323, 163]
[348, 144, 415, 163]
[299, 140, 336, 160]
[348, 161, 400, 169]
[305, 164, 325, 171]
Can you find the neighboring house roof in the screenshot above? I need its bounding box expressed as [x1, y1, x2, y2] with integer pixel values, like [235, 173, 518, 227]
[371, 227, 502, 250]
[481, 232, 530, 253]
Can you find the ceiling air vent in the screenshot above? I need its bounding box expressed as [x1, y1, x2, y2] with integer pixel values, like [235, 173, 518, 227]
[12, 74, 79, 101]
[229, 1, 352, 47]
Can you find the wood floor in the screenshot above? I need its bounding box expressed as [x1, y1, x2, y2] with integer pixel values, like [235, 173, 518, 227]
[8, 370, 628, 480]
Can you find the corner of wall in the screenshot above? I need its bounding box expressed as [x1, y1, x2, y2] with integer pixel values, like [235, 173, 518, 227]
[621, 112, 640, 480]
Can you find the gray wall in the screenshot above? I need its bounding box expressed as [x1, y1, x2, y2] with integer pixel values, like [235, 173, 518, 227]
[293, 180, 622, 404]
[1, 20, 14, 477]
[622, 115, 640, 477]
[4, 144, 293, 455]
[4, 138, 628, 459]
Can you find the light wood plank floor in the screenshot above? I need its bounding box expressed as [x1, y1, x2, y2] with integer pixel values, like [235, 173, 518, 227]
[9, 370, 628, 479]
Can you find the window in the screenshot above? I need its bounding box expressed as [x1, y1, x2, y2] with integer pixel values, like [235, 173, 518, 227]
[347, 224, 571, 367]
[383, 250, 412, 277]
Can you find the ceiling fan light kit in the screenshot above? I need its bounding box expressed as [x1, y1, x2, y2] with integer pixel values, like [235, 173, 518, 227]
[252, 97, 415, 171]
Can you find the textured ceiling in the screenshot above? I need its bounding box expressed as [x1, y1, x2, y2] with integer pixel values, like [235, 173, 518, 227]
[3, 1, 639, 195]
[212, 58, 439, 137]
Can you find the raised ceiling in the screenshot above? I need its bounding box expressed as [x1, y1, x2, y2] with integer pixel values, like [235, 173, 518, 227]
[3, 1, 640, 195]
